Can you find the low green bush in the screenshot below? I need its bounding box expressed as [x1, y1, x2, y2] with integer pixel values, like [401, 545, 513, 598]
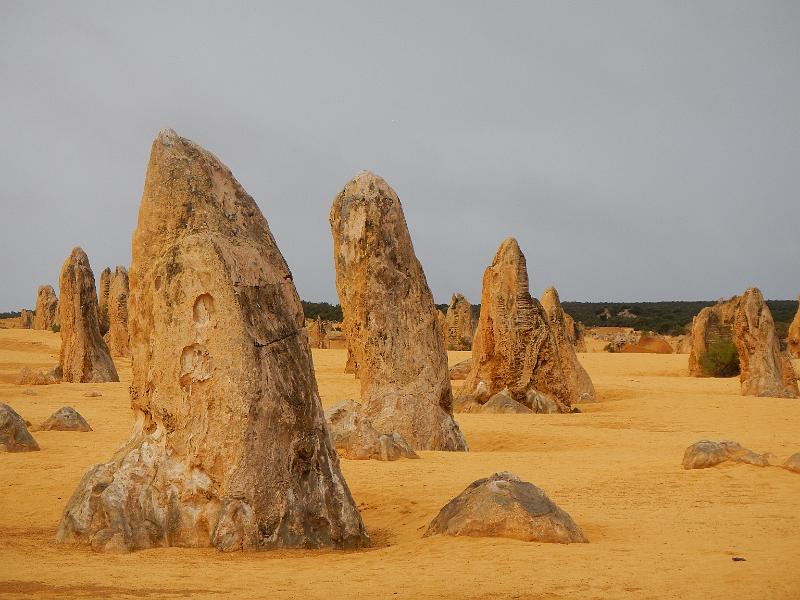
[699, 339, 739, 377]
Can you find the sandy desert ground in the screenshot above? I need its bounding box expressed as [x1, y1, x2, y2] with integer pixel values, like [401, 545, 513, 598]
[0, 328, 798, 599]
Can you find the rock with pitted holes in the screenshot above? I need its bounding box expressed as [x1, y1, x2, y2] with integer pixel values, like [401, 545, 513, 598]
[0, 403, 39, 452]
[33, 285, 59, 331]
[424, 472, 587, 543]
[330, 171, 467, 452]
[57, 248, 119, 383]
[541, 287, 596, 403]
[682, 440, 770, 469]
[325, 400, 419, 461]
[449, 359, 472, 381]
[733, 288, 798, 398]
[456, 239, 575, 413]
[56, 128, 368, 554]
[445, 293, 475, 351]
[104, 266, 130, 357]
[37, 406, 92, 432]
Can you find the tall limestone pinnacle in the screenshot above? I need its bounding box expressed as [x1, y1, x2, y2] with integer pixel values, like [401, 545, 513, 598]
[330, 171, 467, 451]
[56, 128, 369, 552]
[57, 248, 119, 383]
[33, 284, 58, 330]
[457, 238, 575, 413]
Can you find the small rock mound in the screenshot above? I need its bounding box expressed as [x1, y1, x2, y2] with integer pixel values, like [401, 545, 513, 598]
[424, 472, 587, 543]
[0, 403, 40, 452]
[326, 401, 419, 461]
[37, 407, 92, 432]
[782, 453, 800, 474]
[16, 367, 58, 386]
[449, 359, 472, 380]
[82, 391, 102, 398]
[481, 391, 532, 414]
[682, 440, 770, 469]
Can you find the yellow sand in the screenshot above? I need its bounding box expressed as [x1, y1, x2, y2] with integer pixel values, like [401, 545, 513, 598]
[1, 328, 798, 599]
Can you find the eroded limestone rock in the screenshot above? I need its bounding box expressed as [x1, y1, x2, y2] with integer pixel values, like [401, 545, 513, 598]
[56, 128, 368, 553]
[330, 171, 466, 451]
[449, 359, 472, 381]
[788, 296, 800, 359]
[57, 248, 119, 383]
[325, 400, 419, 461]
[682, 440, 770, 469]
[456, 239, 574, 413]
[445, 293, 474, 351]
[0, 403, 39, 452]
[424, 472, 587, 543]
[33, 285, 59, 331]
[481, 390, 532, 414]
[105, 267, 130, 357]
[38, 406, 92, 432]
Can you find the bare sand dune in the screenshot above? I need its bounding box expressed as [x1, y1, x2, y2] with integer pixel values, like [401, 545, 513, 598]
[1, 329, 799, 599]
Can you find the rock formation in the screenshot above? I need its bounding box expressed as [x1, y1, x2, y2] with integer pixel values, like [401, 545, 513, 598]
[682, 440, 771, 469]
[18, 309, 34, 328]
[307, 316, 329, 349]
[329, 171, 467, 452]
[97, 267, 112, 335]
[56, 248, 119, 383]
[480, 390, 533, 414]
[33, 285, 58, 330]
[688, 296, 740, 377]
[37, 406, 92, 432]
[733, 288, 798, 398]
[620, 335, 674, 354]
[325, 401, 419, 461]
[56, 128, 368, 553]
[788, 296, 800, 358]
[449, 359, 471, 380]
[456, 238, 575, 413]
[688, 290, 797, 398]
[783, 453, 800, 474]
[16, 367, 58, 385]
[104, 266, 130, 357]
[444, 293, 474, 350]
[540, 287, 596, 403]
[424, 472, 587, 543]
[0, 403, 39, 452]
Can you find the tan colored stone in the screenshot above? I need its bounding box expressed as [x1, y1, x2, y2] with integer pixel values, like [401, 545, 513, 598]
[325, 400, 419, 461]
[788, 295, 800, 359]
[687, 297, 740, 377]
[16, 367, 58, 386]
[56, 248, 118, 383]
[445, 293, 474, 350]
[682, 440, 770, 469]
[424, 472, 587, 543]
[0, 403, 39, 452]
[33, 285, 58, 330]
[457, 238, 574, 413]
[619, 335, 674, 354]
[541, 287, 596, 403]
[330, 171, 467, 451]
[104, 266, 130, 357]
[18, 309, 34, 328]
[307, 316, 329, 349]
[37, 406, 92, 432]
[733, 288, 798, 398]
[97, 267, 112, 335]
[449, 359, 472, 380]
[56, 129, 368, 553]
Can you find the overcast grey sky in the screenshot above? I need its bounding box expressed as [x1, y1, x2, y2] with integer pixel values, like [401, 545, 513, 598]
[1, 1, 798, 311]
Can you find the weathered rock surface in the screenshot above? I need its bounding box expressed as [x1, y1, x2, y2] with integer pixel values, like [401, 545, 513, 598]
[33, 285, 59, 330]
[783, 453, 800, 473]
[57, 248, 119, 383]
[481, 390, 533, 414]
[325, 400, 419, 461]
[83, 391, 102, 398]
[0, 403, 39, 452]
[104, 266, 130, 357]
[37, 406, 92, 432]
[457, 239, 574, 413]
[19, 309, 34, 329]
[330, 171, 467, 451]
[307, 316, 329, 349]
[788, 296, 800, 359]
[56, 128, 368, 553]
[620, 335, 674, 354]
[688, 297, 740, 377]
[445, 293, 474, 351]
[424, 472, 587, 543]
[16, 366, 58, 386]
[97, 267, 112, 335]
[541, 287, 596, 403]
[733, 288, 798, 398]
[449, 359, 472, 380]
[682, 440, 770, 469]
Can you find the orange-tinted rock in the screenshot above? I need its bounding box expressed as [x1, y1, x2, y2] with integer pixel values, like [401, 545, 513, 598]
[788, 295, 800, 359]
[105, 267, 130, 357]
[33, 285, 58, 330]
[445, 293, 475, 351]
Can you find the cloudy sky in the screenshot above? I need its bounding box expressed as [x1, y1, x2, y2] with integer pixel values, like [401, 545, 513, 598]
[1, 1, 798, 311]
